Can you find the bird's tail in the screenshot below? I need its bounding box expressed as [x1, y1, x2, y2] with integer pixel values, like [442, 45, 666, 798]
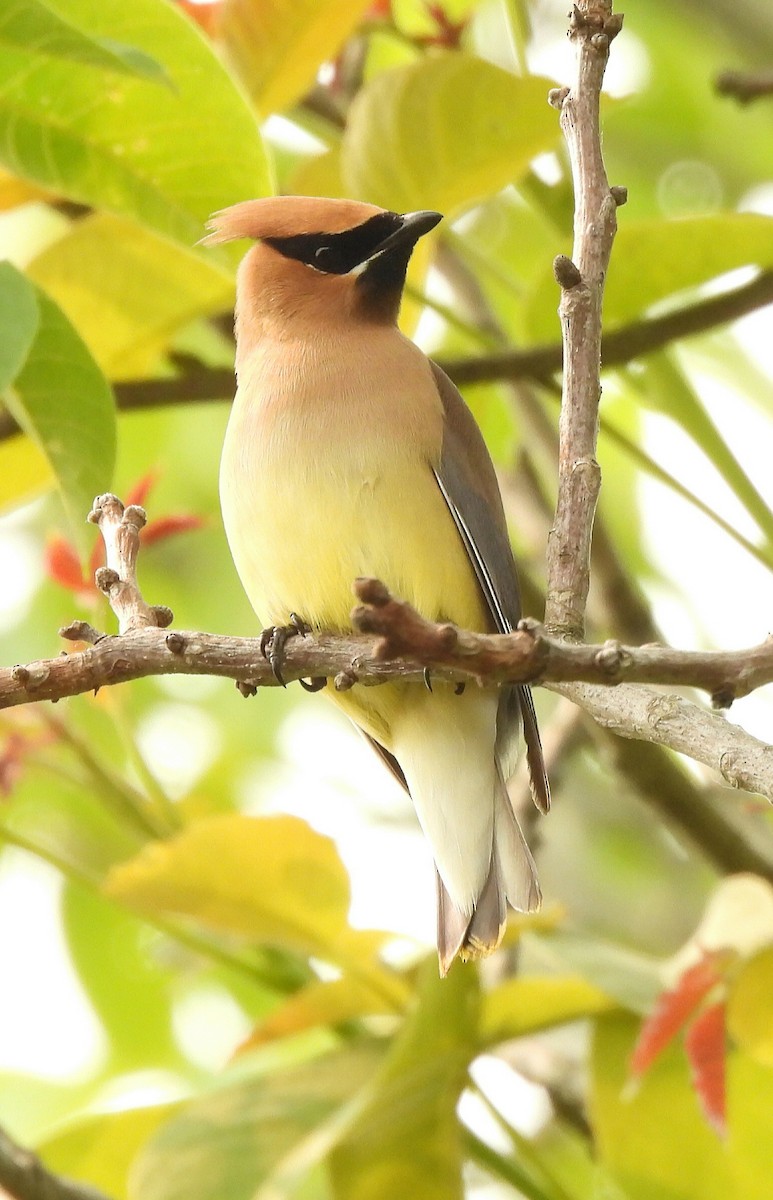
[436, 769, 541, 976]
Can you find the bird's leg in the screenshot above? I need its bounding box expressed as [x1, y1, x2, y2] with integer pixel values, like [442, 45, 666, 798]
[259, 613, 325, 691]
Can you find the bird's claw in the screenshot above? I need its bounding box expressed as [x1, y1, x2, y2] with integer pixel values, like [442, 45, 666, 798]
[259, 615, 313, 688]
[298, 676, 327, 693]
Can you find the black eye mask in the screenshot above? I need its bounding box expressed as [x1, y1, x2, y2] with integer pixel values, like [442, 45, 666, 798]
[264, 212, 403, 275]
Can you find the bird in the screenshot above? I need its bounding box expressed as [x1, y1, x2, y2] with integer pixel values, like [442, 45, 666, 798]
[205, 196, 549, 974]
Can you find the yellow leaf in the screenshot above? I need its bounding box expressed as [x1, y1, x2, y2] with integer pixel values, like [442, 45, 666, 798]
[0, 167, 45, 211]
[727, 946, 773, 1068]
[235, 975, 399, 1055]
[342, 54, 559, 215]
[0, 429, 53, 511]
[481, 975, 616, 1046]
[218, 0, 374, 116]
[28, 214, 233, 379]
[105, 814, 401, 1002]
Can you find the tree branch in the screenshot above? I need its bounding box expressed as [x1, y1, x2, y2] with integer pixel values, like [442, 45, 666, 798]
[716, 69, 773, 104]
[551, 680, 773, 805]
[544, 1, 625, 639]
[0, 1125, 111, 1200]
[4, 529, 773, 805]
[444, 269, 773, 386]
[6, 574, 773, 711]
[0, 266, 770, 448]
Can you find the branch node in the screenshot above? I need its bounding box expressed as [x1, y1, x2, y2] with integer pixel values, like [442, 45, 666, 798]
[604, 12, 624, 38]
[151, 605, 174, 629]
[123, 504, 148, 530]
[568, 4, 586, 33]
[610, 185, 628, 207]
[95, 566, 119, 593]
[88, 492, 124, 525]
[712, 687, 735, 711]
[595, 639, 628, 676]
[548, 85, 570, 109]
[59, 620, 102, 644]
[236, 680, 258, 698]
[334, 670, 357, 692]
[590, 31, 609, 51]
[165, 631, 186, 655]
[12, 662, 50, 690]
[553, 254, 583, 290]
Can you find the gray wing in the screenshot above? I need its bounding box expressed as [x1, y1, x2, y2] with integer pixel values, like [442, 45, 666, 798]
[429, 361, 550, 814]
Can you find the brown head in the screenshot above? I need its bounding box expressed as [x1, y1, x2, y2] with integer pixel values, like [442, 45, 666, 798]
[205, 196, 442, 346]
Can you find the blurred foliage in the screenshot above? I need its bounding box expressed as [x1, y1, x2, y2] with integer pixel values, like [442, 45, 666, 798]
[1, 0, 773, 1198]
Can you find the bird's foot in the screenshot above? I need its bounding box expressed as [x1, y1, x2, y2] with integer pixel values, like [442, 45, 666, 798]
[260, 614, 324, 692]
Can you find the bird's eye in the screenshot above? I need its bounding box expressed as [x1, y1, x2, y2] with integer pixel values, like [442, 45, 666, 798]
[314, 245, 334, 266]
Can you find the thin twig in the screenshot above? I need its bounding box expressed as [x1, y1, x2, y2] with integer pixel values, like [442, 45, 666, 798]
[544, 1, 625, 639]
[716, 69, 773, 104]
[444, 269, 773, 386]
[87, 494, 172, 634]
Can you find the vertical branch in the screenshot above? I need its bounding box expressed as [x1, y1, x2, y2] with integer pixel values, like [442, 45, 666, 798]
[544, 2, 626, 640]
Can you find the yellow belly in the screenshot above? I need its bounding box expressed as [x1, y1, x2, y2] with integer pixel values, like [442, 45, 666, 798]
[219, 335, 488, 748]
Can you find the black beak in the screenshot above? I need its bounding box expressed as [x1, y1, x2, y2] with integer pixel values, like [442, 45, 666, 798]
[367, 210, 443, 261]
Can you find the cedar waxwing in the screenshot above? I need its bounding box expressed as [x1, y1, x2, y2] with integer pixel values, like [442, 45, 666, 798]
[207, 196, 549, 974]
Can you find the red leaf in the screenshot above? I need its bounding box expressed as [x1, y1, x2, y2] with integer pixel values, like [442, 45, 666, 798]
[142, 513, 205, 546]
[685, 1000, 727, 1137]
[630, 952, 726, 1076]
[175, 1, 221, 36]
[125, 470, 159, 509]
[44, 537, 87, 593]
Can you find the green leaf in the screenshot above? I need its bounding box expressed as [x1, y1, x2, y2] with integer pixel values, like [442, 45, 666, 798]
[0, 0, 270, 248]
[342, 54, 560, 214]
[606, 214, 773, 326]
[28, 213, 234, 377]
[2, 265, 116, 541]
[219, 0, 374, 116]
[61, 883, 179, 1075]
[0, 258, 39, 390]
[480, 975, 616, 1046]
[543, 934, 662, 1015]
[0, 0, 168, 83]
[39, 1103, 179, 1200]
[330, 961, 479, 1200]
[525, 213, 773, 342]
[592, 1013, 773, 1200]
[128, 1044, 381, 1200]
